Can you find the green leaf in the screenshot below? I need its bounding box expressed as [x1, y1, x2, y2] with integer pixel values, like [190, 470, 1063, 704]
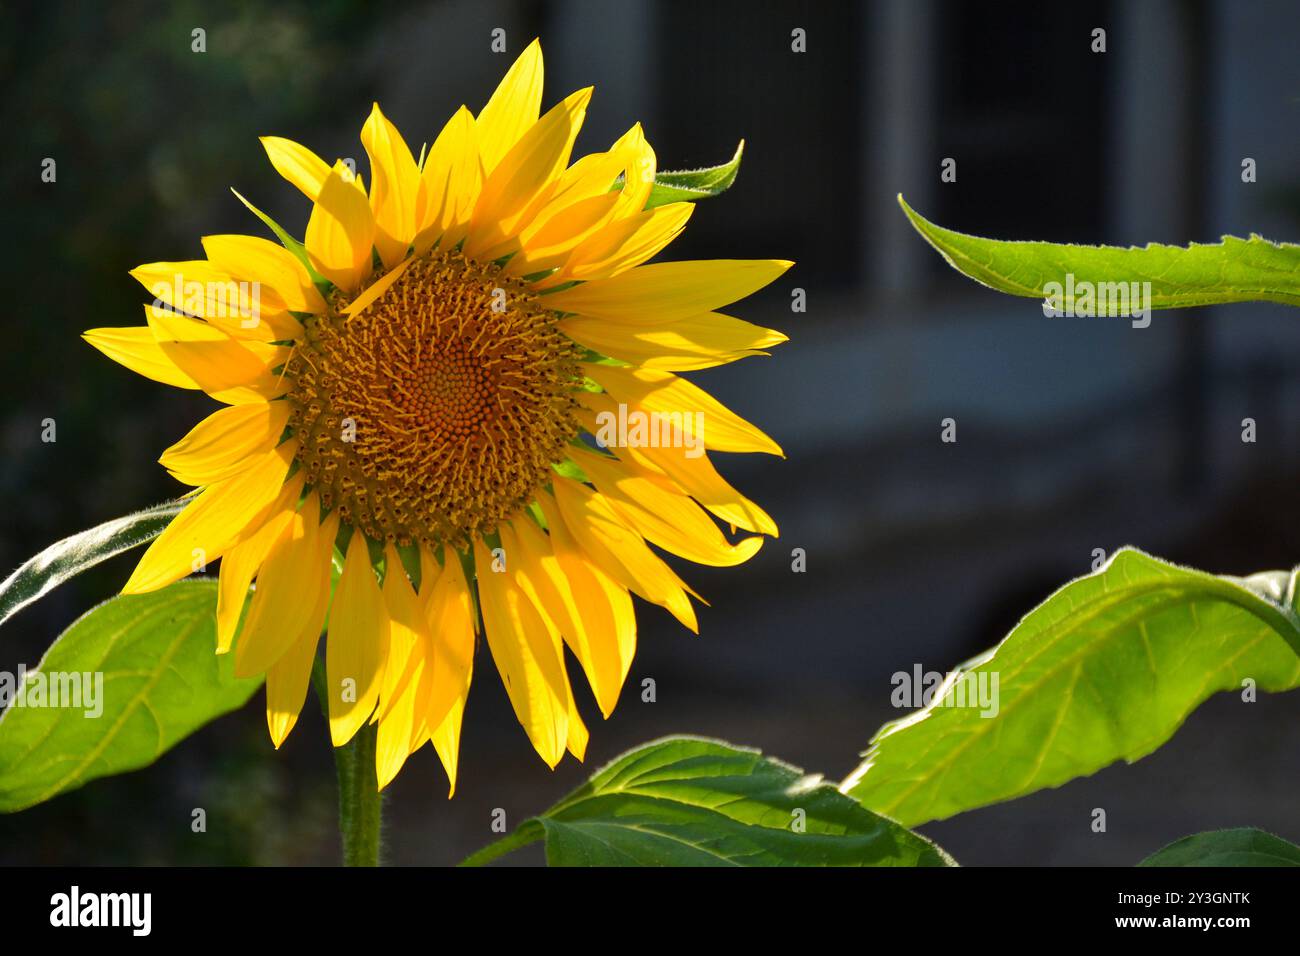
[0, 499, 184, 631]
[461, 736, 954, 867]
[899, 195, 1300, 310]
[843, 548, 1300, 828]
[0, 581, 261, 812]
[643, 141, 744, 209]
[1139, 828, 1300, 867]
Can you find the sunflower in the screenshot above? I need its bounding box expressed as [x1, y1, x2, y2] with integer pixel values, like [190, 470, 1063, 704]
[84, 40, 790, 794]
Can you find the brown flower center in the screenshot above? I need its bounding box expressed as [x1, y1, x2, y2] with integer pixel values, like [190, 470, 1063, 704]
[285, 250, 581, 547]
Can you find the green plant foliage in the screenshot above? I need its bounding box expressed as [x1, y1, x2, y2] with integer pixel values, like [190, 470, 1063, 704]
[0, 581, 261, 812]
[1139, 828, 1300, 867]
[0, 499, 183, 631]
[899, 195, 1300, 309]
[461, 736, 954, 867]
[642, 141, 745, 209]
[843, 549, 1300, 827]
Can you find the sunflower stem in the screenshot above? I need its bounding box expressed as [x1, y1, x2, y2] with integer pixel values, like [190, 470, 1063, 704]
[335, 723, 383, 866]
[313, 655, 383, 866]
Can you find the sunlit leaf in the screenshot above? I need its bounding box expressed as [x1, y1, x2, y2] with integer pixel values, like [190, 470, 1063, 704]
[0, 499, 183, 631]
[0, 581, 261, 812]
[843, 548, 1300, 827]
[642, 141, 744, 209]
[462, 735, 954, 866]
[900, 195, 1300, 310]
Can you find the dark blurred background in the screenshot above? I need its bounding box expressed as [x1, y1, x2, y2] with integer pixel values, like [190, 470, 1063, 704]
[3, 0, 1300, 866]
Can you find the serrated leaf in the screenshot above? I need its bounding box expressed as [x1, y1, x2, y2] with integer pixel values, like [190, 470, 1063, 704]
[0, 500, 184, 631]
[1139, 828, 1300, 867]
[842, 548, 1300, 827]
[0, 581, 261, 812]
[900, 195, 1300, 310]
[643, 141, 744, 209]
[462, 736, 954, 867]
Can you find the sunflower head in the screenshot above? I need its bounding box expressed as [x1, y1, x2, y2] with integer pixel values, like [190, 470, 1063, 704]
[84, 39, 791, 794]
[287, 249, 583, 549]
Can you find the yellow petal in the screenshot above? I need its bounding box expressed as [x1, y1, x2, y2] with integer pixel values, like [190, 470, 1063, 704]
[561, 311, 786, 371]
[377, 543, 422, 718]
[375, 684, 419, 790]
[544, 259, 793, 325]
[201, 233, 326, 316]
[377, 658, 421, 785]
[129, 260, 291, 341]
[516, 126, 655, 265]
[542, 480, 699, 633]
[506, 517, 634, 718]
[413, 106, 482, 254]
[466, 87, 593, 259]
[327, 531, 387, 746]
[577, 392, 776, 536]
[378, 543, 444, 733]
[375, 544, 428, 789]
[509, 193, 619, 275]
[476, 38, 544, 174]
[472, 538, 569, 768]
[236, 493, 333, 678]
[123, 441, 296, 595]
[570, 446, 764, 567]
[341, 256, 414, 318]
[361, 103, 422, 268]
[265, 620, 322, 749]
[550, 202, 693, 285]
[305, 162, 376, 293]
[264, 507, 337, 747]
[531, 147, 630, 218]
[160, 402, 290, 486]
[585, 362, 782, 456]
[145, 305, 289, 405]
[430, 697, 466, 798]
[506, 138, 641, 274]
[417, 540, 444, 597]
[215, 473, 303, 654]
[564, 676, 588, 762]
[417, 546, 475, 746]
[260, 136, 332, 202]
[608, 123, 657, 216]
[82, 327, 200, 390]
